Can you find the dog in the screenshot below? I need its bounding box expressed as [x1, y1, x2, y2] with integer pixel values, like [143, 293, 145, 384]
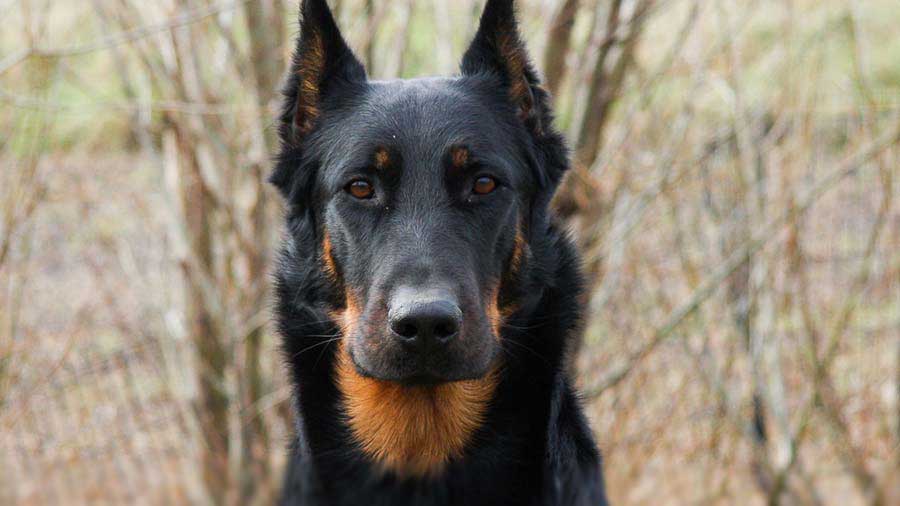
[271, 1, 608, 504]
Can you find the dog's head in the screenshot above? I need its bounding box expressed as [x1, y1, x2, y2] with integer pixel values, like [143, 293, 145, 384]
[273, 0, 568, 386]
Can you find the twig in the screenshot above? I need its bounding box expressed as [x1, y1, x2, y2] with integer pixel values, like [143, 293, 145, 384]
[0, 87, 250, 115]
[585, 111, 900, 397]
[0, 0, 253, 73]
[0, 48, 31, 76]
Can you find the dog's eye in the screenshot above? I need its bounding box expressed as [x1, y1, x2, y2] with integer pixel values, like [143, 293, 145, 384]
[472, 176, 497, 195]
[346, 179, 375, 199]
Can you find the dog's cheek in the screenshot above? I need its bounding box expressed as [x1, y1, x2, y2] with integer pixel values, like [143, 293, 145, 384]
[484, 285, 503, 340]
[328, 291, 360, 337]
[495, 227, 528, 320]
[322, 227, 363, 343]
[508, 228, 527, 277]
[321, 231, 339, 282]
[321, 227, 356, 311]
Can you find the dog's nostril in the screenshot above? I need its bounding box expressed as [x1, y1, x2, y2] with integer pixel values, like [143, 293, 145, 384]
[434, 321, 458, 340]
[388, 293, 462, 347]
[393, 320, 418, 339]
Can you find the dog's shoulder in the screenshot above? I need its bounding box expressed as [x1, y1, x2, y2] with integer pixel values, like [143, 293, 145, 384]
[280, 426, 324, 506]
[543, 376, 608, 506]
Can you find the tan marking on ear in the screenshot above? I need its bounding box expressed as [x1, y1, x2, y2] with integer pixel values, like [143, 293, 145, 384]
[336, 344, 497, 478]
[295, 31, 325, 136]
[450, 146, 469, 168]
[498, 30, 534, 122]
[374, 147, 390, 169]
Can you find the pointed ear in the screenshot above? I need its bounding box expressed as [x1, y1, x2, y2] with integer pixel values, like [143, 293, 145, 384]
[461, 0, 544, 134]
[280, 0, 366, 146]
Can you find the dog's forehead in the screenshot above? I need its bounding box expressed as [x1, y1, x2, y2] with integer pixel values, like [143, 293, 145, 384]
[366, 77, 511, 143]
[314, 75, 526, 185]
[366, 76, 481, 117]
[355, 77, 515, 154]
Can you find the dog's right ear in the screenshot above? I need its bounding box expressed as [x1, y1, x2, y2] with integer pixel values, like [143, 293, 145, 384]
[273, 0, 366, 198]
[278, 0, 365, 146]
[282, 0, 365, 143]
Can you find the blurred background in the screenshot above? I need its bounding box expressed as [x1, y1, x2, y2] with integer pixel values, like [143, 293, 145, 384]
[1, 0, 898, 504]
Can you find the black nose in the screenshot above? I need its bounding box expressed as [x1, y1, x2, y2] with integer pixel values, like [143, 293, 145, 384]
[388, 288, 462, 349]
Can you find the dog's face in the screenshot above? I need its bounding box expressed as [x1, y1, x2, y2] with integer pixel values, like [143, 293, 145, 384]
[315, 79, 532, 383]
[273, 0, 566, 386]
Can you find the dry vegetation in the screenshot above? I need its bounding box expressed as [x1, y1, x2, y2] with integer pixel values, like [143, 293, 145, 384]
[1, 0, 898, 505]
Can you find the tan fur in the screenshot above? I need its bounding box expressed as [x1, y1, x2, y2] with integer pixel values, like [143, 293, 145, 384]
[498, 30, 534, 123]
[325, 198, 507, 478]
[321, 231, 338, 281]
[327, 250, 497, 478]
[335, 343, 497, 477]
[485, 289, 503, 338]
[486, 282, 518, 338]
[295, 31, 325, 136]
[493, 227, 527, 323]
[332, 296, 359, 336]
[374, 147, 391, 169]
[509, 229, 527, 275]
[450, 145, 470, 168]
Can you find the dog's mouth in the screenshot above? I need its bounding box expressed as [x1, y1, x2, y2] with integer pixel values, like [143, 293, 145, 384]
[360, 368, 447, 387]
[334, 336, 499, 477]
[345, 335, 498, 386]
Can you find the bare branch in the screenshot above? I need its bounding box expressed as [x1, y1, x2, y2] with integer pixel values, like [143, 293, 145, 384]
[586, 111, 900, 397]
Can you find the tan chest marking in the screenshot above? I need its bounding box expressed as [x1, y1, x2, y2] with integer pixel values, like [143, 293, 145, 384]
[335, 346, 497, 477]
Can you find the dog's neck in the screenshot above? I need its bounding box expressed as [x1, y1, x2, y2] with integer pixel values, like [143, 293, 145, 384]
[335, 343, 499, 477]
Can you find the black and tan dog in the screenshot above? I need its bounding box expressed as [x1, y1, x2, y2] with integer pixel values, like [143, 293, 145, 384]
[271, 0, 608, 504]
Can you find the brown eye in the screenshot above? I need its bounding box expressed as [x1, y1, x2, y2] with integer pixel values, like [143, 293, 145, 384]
[473, 176, 497, 195]
[347, 180, 374, 199]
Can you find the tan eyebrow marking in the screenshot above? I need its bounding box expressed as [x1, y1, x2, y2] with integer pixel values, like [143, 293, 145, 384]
[374, 147, 391, 170]
[450, 145, 469, 169]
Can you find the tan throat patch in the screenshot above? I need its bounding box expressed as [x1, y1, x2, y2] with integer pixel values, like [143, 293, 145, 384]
[335, 344, 497, 478]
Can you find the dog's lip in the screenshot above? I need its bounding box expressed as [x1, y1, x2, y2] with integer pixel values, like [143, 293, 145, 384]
[394, 373, 446, 387]
[346, 324, 499, 384]
[349, 351, 490, 386]
[352, 361, 474, 385]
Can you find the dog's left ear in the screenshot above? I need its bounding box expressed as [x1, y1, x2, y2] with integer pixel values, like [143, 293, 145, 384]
[461, 0, 545, 135]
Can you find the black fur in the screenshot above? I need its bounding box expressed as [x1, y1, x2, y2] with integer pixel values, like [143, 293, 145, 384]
[271, 1, 608, 504]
